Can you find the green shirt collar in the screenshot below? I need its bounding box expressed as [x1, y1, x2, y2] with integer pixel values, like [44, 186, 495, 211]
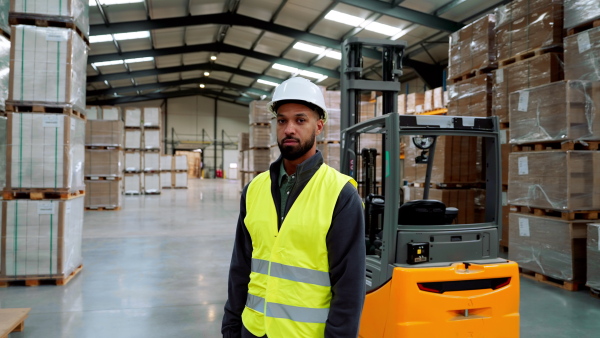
[279, 161, 296, 187]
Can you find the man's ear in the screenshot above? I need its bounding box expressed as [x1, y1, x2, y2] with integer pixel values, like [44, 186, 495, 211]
[315, 119, 324, 135]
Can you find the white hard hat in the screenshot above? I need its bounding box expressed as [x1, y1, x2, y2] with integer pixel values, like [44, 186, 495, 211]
[267, 77, 328, 123]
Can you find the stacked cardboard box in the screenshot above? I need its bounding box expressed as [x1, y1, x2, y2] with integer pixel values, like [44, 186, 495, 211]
[447, 73, 493, 117]
[564, 25, 600, 81]
[564, 0, 600, 30]
[160, 155, 172, 188]
[407, 187, 486, 225]
[588, 223, 600, 292]
[123, 110, 142, 194]
[448, 14, 497, 80]
[172, 155, 188, 188]
[238, 132, 251, 191]
[0, 34, 8, 112]
[0, 116, 5, 191]
[406, 93, 424, 114]
[247, 101, 271, 174]
[2, 2, 88, 283]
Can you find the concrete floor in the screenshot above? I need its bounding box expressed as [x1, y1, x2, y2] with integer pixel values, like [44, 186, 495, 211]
[0, 178, 599, 337]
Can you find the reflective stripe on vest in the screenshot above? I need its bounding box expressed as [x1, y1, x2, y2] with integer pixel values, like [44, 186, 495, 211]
[252, 258, 331, 287]
[242, 164, 356, 337]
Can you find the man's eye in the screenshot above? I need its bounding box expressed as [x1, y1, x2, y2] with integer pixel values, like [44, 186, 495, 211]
[277, 120, 285, 124]
[298, 119, 305, 123]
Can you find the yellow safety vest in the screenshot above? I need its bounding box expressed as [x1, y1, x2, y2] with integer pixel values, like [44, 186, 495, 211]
[242, 164, 356, 338]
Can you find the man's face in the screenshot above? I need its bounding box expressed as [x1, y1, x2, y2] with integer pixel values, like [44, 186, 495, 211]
[276, 103, 324, 161]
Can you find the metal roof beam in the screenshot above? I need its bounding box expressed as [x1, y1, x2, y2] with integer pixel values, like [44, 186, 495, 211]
[88, 42, 341, 78]
[435, 0, 469, 17]
[87, 62, 283, 86]
[86, 88, 253, 106]
[87, 77, 271, 98]
[90, 12, 381, 60]
[338, 0, 463, 32]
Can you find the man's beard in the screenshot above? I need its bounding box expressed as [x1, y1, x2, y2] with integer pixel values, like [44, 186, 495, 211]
[278, 130, 316, 161]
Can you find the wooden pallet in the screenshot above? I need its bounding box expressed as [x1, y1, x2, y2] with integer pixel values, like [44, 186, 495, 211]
[172, 186, 188, 189]
[124, 148, 143, 152]
[499, 122, 510, 130]
[143, 148, 161, 153]
[2, 189, 85, 200]
[0, 308, 30, 338]
[85, 176, 122, 181]
[250, 122, 271, 127]
[0, 265, 83, 287]
[567, 19, 600, 36]
[519, 268, 583, 291]
[85, 146, 123, 150]
[142, 124, 161, 129]
[143, 192, 161, 195]
[512, 141, 600, 152]
[8, 14, 88, 44]
[448, 67, 495, 84]
[85, 206, 121, 211]
[511, 205, 600, 221]
[124, 170, 142, 174]
[143, 170, 160, 174]
[317, 140, 341, 144]
[591, 288, 600, 299]
[500, 245, 509, 253]
[5, 103, 86, 120]
[499, 45, 564, 68]
[124, 192, 142, 195]
[173, 170, 188, 173]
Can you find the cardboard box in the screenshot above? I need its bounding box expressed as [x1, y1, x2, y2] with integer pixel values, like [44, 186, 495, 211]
[404, 135, 480, 184]
[433, 87, 445, 109]
[398, 94, 406, 114]
[495, 1, 563, 60]
[124, 151, 141, 172]
[101, 106, 121, 121]
[10, 0, 89, 37]
[406, 93, 425, 114]
[248, 148, 270, 172]
[6, 113, 84, 191]
[0, 116, 6, 190]
[510, 81, 600, 143]
[564, 26, 600, 81]
[84, 180, 121, 209]
[238, 132, 249, 151]
[85, 120, 124, 147]
[448, 14, 496, 79]
[249, 100, 271, 124]
[125, 129, 141, 149]
[174, 155, 187, 171]
[84, 106, 101, 120]
[1, 196, 84, 279]
[587, 223, 600, 290]
[124, 107, 141, 128]
[492, 52, 563, 123]
[173, 172, 187, 188]
[500, 192, 511, 247]
[509, 213, 587, 282]
[508, 151, 600, 210]
[249, 124, 270, 149]
[447, 73, 493, 117]
[9, 25, 88, 113]
[124, 173, 141, 194]
[270, 145, 280, 164]
[0, 35, 9, 112]
[142, 152, 160, 172]
[318, 108, 340, 142]
[84, 149, 123, 178]
[325, 90, 341, 110]
[143, 107, 161, 127]
[501, 128, 511, 186]
[160, 171, 172, 188]
[317, 142, 340, 171]
[143, 129, 160, 150]
[407, 187, 486, 225]
[160, 155, 173, 171]
[0, 0, 8, 34]
[143, 172, 160, 194]
[564, 0, 600, 29]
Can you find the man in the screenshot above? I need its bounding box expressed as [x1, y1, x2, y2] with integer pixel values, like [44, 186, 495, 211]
[222, 77, 366, 338]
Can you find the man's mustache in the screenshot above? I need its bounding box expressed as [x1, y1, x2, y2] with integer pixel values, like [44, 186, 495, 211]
[280, 136, 300, 143]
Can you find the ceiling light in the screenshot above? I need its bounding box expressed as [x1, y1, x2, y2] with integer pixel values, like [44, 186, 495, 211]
[113, 31, 150, 41]
[364, 22, 401, 36]
[326, 50, 342, 60]
[293, 42, 325, 55]
[89, 0, 145, 5]
[272, 63, 299, 73]
[93, 60, 124, 67]
[257, 79, 279, 87]
[210, 55, 217, 61]
[324, 10, 364, 27]
[199, 84, 205, 88]
[125, 57, 153, 63]
[89, 34, 113, 43]
[299, 70, 328, 82]
[204, 72, 210, 76]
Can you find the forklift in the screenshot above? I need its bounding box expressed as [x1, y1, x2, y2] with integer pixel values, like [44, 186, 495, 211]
[340, 38, 520, 337]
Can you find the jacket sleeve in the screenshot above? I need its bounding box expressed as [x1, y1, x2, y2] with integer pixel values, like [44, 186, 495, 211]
[222, 186, 253, 338]
[325, 182, 366, 338]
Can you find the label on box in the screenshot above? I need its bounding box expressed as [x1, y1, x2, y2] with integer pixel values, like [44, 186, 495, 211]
[577, 31, 592, 54]
[502, 191, 508, 206]
[496, 69, 504, 84]
[500, 129, 508, 144]
[518, 91, 529, 111]
[518, 218, 530, 237]
[518, 156, 529, 175]
[38, 202, 56, 215]
[43, 115, 60, 128]
[46, 28, 69, 42]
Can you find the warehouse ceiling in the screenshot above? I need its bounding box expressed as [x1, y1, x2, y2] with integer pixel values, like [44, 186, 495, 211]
[86, 0, 509, 106]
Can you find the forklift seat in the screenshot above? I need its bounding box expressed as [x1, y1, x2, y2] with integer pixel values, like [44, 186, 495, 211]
[398, 200, 451, 226]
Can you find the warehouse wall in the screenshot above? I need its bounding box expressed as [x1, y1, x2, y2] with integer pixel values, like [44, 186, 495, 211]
[117, 95, 250, 174]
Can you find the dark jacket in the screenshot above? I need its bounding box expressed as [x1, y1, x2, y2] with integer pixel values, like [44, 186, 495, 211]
[222, 150, 366, 338]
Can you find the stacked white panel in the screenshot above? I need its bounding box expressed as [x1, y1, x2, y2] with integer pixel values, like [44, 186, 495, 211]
[124, 152, 141, 172]
[143, 173, 160, 194]
[124, 107, 142, 128]
[143, 152, 160, 171]
[125, 129, 142, 149]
